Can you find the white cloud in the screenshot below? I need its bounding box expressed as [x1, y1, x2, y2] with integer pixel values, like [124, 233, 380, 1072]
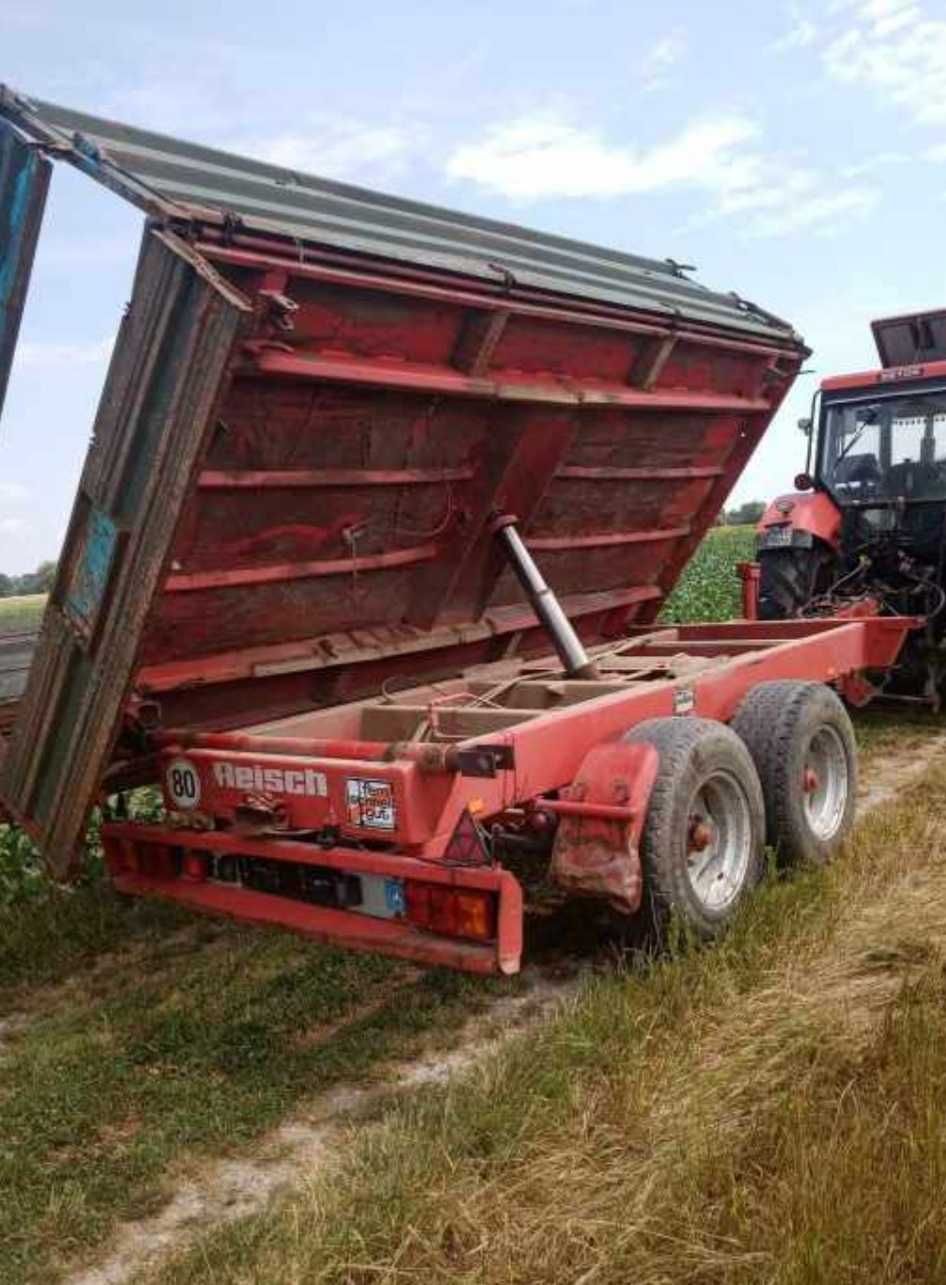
[446, 113, 760, 201]
[925, 142, 946, 161]
[36, 237, 138, 270]
[744, 186, 880, 237]
[446, 110, 877, 239]
[773, 6, 818, 51]
[640, 31, 687, 92]
[824, 1, 946, 125]
[13, 337, 115, 370]
[233, 121, 419, 182]
[0, 485, 30, 544]
[840, 150, 911, 176]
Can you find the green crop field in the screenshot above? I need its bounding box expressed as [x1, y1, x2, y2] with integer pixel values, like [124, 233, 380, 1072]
[660, 523, 756, 623]
[0, 595, 46, 638]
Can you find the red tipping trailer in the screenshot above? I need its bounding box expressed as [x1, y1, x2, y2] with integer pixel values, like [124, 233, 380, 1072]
[0, 87, 917, 973]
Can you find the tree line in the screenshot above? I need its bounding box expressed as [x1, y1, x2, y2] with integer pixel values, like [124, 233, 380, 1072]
[0, 561, 57, 597]
[717, 500, 766, 526]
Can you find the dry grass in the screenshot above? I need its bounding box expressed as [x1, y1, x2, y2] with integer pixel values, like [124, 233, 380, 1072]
[149, 762, 946, 1285]
[0, 594, 45, 637]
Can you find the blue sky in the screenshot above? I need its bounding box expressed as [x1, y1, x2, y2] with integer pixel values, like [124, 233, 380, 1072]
[2, 0, 946, 573]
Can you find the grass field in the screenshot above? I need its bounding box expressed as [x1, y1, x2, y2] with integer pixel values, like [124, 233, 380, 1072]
[0, 887, 508, 1282]
[2, 526, 944, 1283]
[661, 523, 756, 623]
[0, 594, 45, 637]
[149, 756, 946, 1285]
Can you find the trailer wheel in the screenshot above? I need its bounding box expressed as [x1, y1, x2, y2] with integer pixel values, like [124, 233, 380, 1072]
[622, 718, 766, 940]
[730, 681, 856, 866]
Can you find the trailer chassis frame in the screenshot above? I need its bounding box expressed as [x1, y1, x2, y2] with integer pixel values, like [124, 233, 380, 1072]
[100, 615, 915, 975]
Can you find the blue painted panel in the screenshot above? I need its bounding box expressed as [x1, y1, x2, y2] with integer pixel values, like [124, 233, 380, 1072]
[65, 507, 119, 640]
[0, 120, 51, 420]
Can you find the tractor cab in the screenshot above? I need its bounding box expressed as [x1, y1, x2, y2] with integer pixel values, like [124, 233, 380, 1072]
[819, 386, 946, 507]
[818, 308, 946, 509]
[758, 311, 946, 678]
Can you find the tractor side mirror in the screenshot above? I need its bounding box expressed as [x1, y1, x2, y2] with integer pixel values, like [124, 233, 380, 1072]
[797, 417, 813, 436]
[794, 472, 814, 491]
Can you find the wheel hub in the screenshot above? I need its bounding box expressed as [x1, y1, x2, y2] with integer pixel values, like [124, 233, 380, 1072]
[685, 770, 752, 913]
[688, 818, 714, 851]
[802, 725, 849, 841]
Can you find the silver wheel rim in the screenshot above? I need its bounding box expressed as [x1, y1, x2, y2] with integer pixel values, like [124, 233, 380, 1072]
[803, 725, 848, 841]
[686, 770, 753, 913]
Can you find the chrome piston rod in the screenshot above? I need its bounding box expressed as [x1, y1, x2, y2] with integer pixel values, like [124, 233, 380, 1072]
[492, 514, 599, 680]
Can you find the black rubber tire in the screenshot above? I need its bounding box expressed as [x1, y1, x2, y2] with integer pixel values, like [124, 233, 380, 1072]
[758, 545, 833, 620]
[622, 717, 766, 941]
[730, 681, 857, 867]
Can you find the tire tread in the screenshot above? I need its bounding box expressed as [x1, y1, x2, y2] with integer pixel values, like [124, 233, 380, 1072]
[731, 680, 856, 865]
[623, 717, 766, 938]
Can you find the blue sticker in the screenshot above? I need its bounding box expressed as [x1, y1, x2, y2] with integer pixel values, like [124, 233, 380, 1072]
[65, 507, 118, 638]
[384, 878, 406, 915]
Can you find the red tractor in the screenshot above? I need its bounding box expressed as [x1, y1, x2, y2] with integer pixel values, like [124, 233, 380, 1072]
[758, 309, 946, 704]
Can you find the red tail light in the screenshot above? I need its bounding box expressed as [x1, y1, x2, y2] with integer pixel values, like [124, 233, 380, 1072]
[182, 850, 209, 881]
[405, 882, 496, 941]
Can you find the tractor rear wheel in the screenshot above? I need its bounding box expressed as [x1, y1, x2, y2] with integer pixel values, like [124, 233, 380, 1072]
[758, 545, 832, 619]
[731, 681, 856, 866]
[622, 718, 766, 941]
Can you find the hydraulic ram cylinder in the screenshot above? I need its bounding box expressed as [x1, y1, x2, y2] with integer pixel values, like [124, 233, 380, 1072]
[492, 514, 599, 679]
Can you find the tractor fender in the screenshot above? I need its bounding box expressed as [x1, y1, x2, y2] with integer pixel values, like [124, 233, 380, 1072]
[548, 740, 659, 914]
[758, 491, 842, 550]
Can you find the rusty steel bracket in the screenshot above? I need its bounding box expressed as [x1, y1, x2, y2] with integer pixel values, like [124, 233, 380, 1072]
[549, 740, 659, 914]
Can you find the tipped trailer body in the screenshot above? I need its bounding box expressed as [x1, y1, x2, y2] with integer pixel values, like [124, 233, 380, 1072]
[0, 87, 917, 972]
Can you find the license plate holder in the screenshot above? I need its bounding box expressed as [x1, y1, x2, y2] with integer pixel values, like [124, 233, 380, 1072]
[760, 524, 793, 549]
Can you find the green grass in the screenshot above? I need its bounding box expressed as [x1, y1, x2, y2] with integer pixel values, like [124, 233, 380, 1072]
[0, 594, 46, 637]
[0, 886, 509, 1283]
[661, 524, 757, 623]
[145, 762, 946, 1285]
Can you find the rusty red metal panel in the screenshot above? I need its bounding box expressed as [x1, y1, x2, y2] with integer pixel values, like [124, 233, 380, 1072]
[103, 823, 523, 974]
[126, 240, 805, 735]
[549, 740, 659, 913]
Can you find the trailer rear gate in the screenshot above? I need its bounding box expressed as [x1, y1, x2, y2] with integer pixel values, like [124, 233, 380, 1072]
[1, 85, 909, 973]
